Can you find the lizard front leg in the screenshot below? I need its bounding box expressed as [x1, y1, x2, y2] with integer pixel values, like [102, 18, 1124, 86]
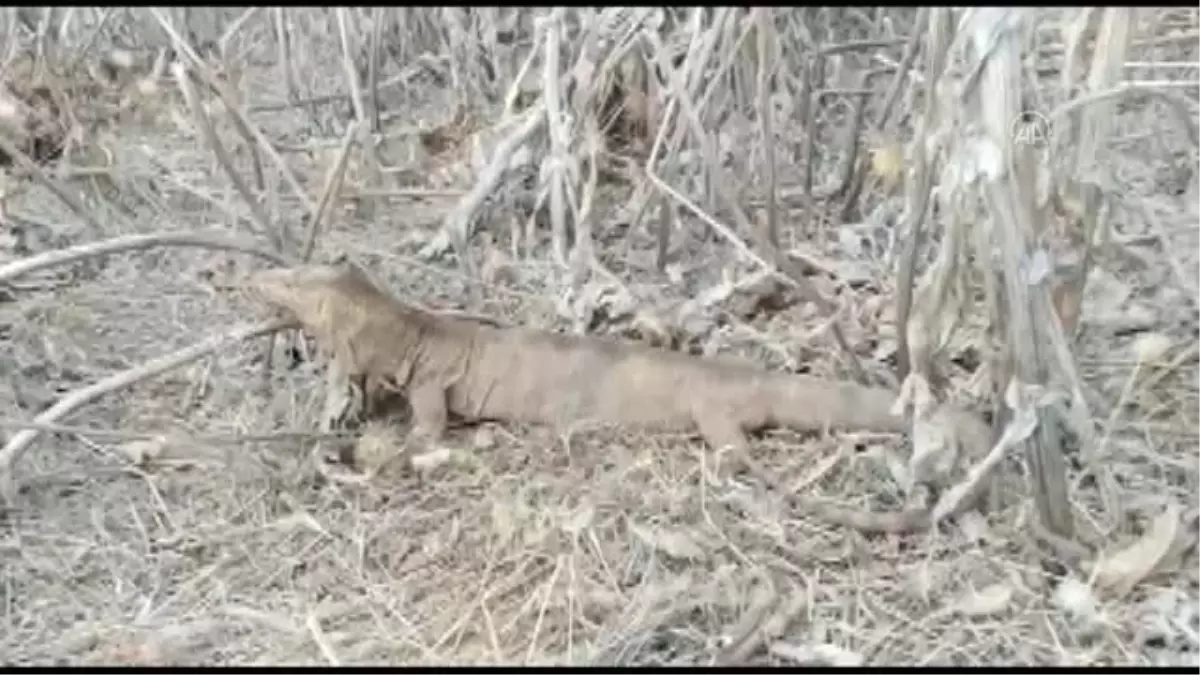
[407, 380, 450, 443]
[320, 354, 364, 432]
[353, 379, 451, 478]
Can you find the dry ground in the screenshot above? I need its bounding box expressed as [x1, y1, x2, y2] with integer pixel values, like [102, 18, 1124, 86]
[1, 8, 1197, 666]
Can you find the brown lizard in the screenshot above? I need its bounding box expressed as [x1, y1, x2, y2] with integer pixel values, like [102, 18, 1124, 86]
[248, 262, 991, 514]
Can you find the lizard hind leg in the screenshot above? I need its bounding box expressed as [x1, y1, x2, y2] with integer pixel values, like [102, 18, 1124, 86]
[402, 381, 454, 464]
[692, 410, 774, 489]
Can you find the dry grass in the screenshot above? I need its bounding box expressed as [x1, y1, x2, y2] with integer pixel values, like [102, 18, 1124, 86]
[0, 7, 1196, 666]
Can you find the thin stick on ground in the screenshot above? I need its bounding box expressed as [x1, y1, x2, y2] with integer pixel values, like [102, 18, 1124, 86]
[306, 610, 342, 666]
[0, 419, 351, 445]
[0, 230, 290, 284]
[0, 319, 291, 486]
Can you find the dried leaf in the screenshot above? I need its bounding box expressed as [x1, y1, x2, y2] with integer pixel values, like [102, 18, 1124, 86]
[1093, 502, 1183, 596]
[953, 582, 1014, 617]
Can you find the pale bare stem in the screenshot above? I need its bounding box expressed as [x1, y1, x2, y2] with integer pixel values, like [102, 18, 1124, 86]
[799, 53, 820, 204]
[336, 8, 368, 125]
[423, 101, 546, 259]
[441, 8, 467, 106]
[141, 156, 262, 232]
[172, 61, 278, 250]
[64, 7, 113, 72]
[873, 8, 928, 134]
[151, 10, 304, 215]
[631, 13, 732, 179]
[219, 7, 261, 56]
[0, 319, 291, 484]
[33, 7, 50, 63]
[633, 6, 737, 233]
[335, 7, 386, 195]
[367, 7, 384, 132]
[56, 7, 74, 45]
[273, 8, 297, 104]
[301, 120, 360, 262]
[894, 6, 943, 382]
[502, 33, 543, 117]
[0, 134, 103, 237]
[1059, 8, 1101, 132]
[1075, 8, 1134, 177]
[754, 7, 779, 250]
[835, 85, 870, 221]
[0, 230, 288, 284]
[2, 9, 19, 66]
[972, 8, 1074, 541]
[570, 119, 600, 273]
[542, 9, 569, 266]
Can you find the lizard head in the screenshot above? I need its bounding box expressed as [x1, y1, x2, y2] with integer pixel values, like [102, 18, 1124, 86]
[246, 262, 371, 331]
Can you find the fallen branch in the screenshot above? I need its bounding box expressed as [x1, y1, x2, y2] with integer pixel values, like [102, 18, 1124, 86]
[0, 419, 350, 445]
[0, 230, 291, 284]
[0, 319, 290, 483]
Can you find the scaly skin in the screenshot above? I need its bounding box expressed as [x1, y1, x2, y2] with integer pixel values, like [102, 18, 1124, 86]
[249, 262, 996, 533]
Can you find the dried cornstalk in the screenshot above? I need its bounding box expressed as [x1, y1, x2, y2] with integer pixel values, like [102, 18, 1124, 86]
[965, 7, 1075, 540]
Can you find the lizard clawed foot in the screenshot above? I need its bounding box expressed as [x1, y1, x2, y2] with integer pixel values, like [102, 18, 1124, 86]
[320, 381, 369, 433]
[349, 425, 458, 482]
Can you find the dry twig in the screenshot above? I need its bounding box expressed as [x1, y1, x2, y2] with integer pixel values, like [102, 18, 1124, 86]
[0, 319, 290, 493]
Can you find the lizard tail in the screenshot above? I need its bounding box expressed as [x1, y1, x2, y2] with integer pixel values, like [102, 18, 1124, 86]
[768, 374, 908, 433]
